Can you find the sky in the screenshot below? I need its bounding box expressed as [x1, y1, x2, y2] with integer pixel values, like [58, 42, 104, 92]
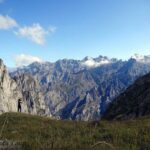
[0, 0, 150, 67]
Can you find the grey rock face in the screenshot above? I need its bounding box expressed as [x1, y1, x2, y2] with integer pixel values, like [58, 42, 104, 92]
[13, 73, 50, 116]
[9, 55, 150, 120]
[0, 59, 27, 114]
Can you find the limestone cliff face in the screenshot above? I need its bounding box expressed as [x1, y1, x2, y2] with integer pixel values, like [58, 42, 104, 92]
[13, 73, 50, 116]
[0, 59, 28, 114]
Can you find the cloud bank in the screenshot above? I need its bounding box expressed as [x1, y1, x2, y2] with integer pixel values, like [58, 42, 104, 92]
[15, 54, 43, 67]
[0, 15, 18, 29]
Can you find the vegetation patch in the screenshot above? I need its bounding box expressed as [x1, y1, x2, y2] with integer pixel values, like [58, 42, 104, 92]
[0, 113, 150, 150]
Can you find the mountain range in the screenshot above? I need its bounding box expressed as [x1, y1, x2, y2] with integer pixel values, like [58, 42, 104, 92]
[1, 54, 150, 120]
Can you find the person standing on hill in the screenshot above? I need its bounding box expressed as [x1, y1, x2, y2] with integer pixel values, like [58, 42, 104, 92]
[18, 99, 22, 112]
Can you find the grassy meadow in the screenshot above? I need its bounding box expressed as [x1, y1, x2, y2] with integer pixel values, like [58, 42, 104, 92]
[0, 113, 150, 150]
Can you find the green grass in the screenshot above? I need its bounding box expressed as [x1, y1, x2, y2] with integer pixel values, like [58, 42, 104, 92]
[0, 113, 150, 150]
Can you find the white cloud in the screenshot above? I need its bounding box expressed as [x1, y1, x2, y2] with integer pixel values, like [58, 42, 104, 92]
[0, 14, 56, 45]
[16, 23, 56, 45]
[131, 54, 150, 63]
[15, 54, 43, 67]
[0, 15, 18, 29]
[81, 57, 111, 68]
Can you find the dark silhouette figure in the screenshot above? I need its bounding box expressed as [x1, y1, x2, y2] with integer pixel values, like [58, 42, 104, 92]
[30, 100, 34, 110]
[18, 99, 22, 112]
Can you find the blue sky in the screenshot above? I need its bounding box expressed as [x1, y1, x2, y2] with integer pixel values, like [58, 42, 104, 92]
[0, 0, 150, 67]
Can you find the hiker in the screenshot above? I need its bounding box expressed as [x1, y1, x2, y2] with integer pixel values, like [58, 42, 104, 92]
[18, 99, 22, 112]
[30, 100, 34, 109]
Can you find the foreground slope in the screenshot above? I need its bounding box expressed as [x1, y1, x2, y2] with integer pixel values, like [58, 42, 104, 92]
[0, 113, 150, 150]
[104, 73, 150, 120]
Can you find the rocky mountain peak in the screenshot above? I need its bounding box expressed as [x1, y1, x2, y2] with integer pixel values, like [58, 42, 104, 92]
[81, 55, 112, 68]
[131, 54, 150, 63]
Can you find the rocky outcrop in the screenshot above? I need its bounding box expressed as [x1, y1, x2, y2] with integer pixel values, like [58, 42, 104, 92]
[0, 59, 27, 114]
[13, 73, 50, 116]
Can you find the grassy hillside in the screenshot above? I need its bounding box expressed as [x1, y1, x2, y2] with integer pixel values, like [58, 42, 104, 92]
[0, 113, 150, 150]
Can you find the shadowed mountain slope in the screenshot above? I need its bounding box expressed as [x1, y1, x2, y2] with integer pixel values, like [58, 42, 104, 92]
[104, 73, 150, 120]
